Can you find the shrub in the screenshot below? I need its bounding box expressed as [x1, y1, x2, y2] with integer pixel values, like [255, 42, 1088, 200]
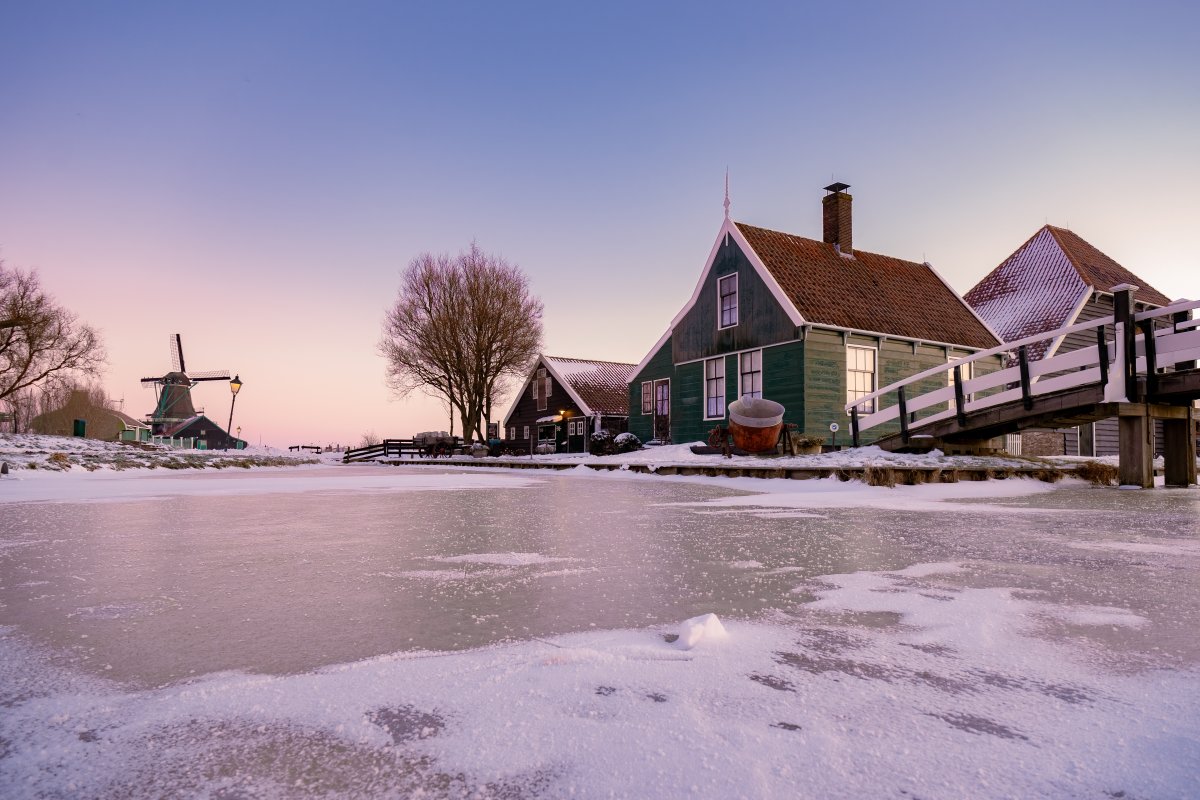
[1075, 460, 1118, 486]
[613, 432, 642, 454]
[46, 452, 72, 471]
[589, 430, 617, 457]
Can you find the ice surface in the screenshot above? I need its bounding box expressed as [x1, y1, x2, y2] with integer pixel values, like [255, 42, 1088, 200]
[1, 463, 1199, 798]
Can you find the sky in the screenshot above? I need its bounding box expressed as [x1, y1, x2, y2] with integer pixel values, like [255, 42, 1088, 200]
[1, 1, 1198, 447]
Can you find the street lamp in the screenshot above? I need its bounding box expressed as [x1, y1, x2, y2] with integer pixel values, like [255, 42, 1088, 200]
[226, 375, 243, 450]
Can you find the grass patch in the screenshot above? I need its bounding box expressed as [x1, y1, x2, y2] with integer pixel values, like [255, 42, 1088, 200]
[1074, 460, 1118, 486]
[864, 465, 897, 487]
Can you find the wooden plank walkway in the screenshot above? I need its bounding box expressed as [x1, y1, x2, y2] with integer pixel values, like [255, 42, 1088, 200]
[370, 456, 1074, 484]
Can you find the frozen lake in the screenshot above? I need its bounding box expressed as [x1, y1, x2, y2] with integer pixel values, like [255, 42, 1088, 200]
[2, 465, 1199, 798]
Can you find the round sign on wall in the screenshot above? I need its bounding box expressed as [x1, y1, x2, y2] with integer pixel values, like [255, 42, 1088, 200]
[829, 422, 840, 433]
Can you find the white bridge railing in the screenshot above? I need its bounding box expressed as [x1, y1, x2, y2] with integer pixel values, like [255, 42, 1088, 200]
[844, 292, 1200, 446]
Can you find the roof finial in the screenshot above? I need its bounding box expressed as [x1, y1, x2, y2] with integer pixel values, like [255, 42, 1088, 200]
[723, 168, 731, 219]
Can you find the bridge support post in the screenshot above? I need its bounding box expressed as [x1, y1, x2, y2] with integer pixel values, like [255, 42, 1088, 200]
[1118, 405, 1154, 488]
[1163, 405, 1197, 488]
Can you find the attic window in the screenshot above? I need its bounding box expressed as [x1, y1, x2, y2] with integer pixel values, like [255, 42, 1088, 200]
[536, 368, 548, 412]
[718, 274, 738, 329]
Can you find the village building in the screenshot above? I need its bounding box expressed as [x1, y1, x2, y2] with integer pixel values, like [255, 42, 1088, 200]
[965, 225, 1174, 456]
[627, 184, 1002, 446]
[31, 389, 151, 441]
[156, 414, 247, 450]
[502, 355, 636, 453]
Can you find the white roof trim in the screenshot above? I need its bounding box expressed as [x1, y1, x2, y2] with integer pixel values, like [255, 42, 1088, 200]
[1042, 285, 1093, 361]
[666, 218, 804, 331]
[500, 355, 596, 430]
[631, 327, 673, 379]
[631, 217, 807, 378]
[541, 357, 595, 417]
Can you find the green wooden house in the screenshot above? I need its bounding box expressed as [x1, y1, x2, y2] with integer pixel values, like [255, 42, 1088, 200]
[628, 184, 1002, 446]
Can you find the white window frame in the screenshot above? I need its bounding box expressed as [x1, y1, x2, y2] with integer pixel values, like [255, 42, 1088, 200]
[641, 381, 653, 414]
[704, 356, 726, 420]
[846, 344, 878, 415]
[523, 425, 530, 440]
[508, 427, 515, 439]
[717, 273, 739, 330]
[738, 349, 763, 400]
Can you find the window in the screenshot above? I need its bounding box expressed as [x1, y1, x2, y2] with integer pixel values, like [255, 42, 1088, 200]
[846, 345, 877, 414]
[704, 357, 725, 418]
[948, 358, 975, 409]
[655, 381, 670, 416]
[641, 381, 653, 414]
[739, 350, 762, 400]
[718, 274, 738, 329]
[536, 368, 548, 412]
[523, 425, 530, 440]
[508, 427, 515, 439]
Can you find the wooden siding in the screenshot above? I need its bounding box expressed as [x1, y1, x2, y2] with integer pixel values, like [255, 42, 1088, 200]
[672, 234, 797, 364]
[628, 336, 673, 442]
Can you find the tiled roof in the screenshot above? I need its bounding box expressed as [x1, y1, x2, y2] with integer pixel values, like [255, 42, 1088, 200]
[964, 225, 1172, 360]
[544, 356, 637, 416]
[735, 223, 999, 350]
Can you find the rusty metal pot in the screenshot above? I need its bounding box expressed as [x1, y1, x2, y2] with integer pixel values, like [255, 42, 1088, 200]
[727, 397, 785, 453]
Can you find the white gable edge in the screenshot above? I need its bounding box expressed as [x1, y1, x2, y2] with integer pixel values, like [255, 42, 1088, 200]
[541, 357, 595, 417]
[668, 218, 805, 333]
[500, 355, 596, 431]
[1041, 285, 1093, 361]
[630, 218, 806, 379]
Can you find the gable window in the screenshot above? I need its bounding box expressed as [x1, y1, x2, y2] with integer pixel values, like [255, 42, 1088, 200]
[739, 350, 762, 400]
[704, 357, 726, 418]
[846, 345, 877, 414]
[536, 368, 548, 412]
[641, 381, 653, 414]
[718, 274, 739, 329]
[523, 425, 530, 440]
[508, 427, 515, 439]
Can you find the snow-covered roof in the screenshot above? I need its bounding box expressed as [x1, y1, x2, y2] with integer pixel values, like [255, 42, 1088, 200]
[543, 356, 636, 417]
[502, 355, 637, 429]
[965, 225, 1172, 360]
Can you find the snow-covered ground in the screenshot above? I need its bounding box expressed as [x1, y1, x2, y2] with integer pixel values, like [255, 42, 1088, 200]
[1, 450, 1198, 798]
[0, 433, 327, 472]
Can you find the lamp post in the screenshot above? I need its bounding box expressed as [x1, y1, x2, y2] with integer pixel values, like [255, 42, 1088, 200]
[226, 375, 243, 450]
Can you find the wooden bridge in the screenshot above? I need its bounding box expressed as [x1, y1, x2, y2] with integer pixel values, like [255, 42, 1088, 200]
[847, 286, 1200, 488]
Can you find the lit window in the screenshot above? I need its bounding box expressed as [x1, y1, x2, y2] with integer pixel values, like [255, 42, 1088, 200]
[705, 357, 725, 418]
[641, 381, 653, 414]
[718, 274, 738, 329]
[739, 350, 762, 400]
[948, 358, 975, 410]
[846, 346, 877, 414]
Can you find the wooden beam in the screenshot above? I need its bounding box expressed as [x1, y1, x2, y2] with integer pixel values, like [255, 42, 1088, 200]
[1163, 405, 1197, 487]
[1118, 412, 1154, 488]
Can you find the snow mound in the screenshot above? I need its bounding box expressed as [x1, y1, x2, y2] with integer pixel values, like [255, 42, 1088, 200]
[675, 613, 728, 650]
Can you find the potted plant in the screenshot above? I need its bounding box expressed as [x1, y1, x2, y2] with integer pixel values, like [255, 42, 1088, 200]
[790, 433, 824, 455]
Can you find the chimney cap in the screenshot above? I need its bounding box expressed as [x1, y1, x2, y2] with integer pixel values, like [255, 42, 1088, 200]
[823, 181, 851, 194]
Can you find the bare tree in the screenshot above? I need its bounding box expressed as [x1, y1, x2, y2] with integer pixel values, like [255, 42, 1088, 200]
[0, 263, 105, 405]
[381, 244, 543, 441]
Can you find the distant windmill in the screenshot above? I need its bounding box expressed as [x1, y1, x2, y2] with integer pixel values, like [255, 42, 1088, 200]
[141, 334, 231, 433]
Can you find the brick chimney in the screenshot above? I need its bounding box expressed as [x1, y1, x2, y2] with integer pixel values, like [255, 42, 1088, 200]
[822, 182, 852, 254]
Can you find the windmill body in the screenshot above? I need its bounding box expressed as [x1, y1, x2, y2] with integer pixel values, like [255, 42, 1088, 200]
[141, 334, 231, 436]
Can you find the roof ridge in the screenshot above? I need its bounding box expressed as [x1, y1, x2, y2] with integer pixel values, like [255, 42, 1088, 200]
[734, 221, 930, 269]
[963, 226, 1056, 304]
[1043, 226, 1170, 304]
[544, 355, 636, 367]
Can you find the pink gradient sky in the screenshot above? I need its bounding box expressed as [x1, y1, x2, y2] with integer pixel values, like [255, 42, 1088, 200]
[2, 3, 1197, 447]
